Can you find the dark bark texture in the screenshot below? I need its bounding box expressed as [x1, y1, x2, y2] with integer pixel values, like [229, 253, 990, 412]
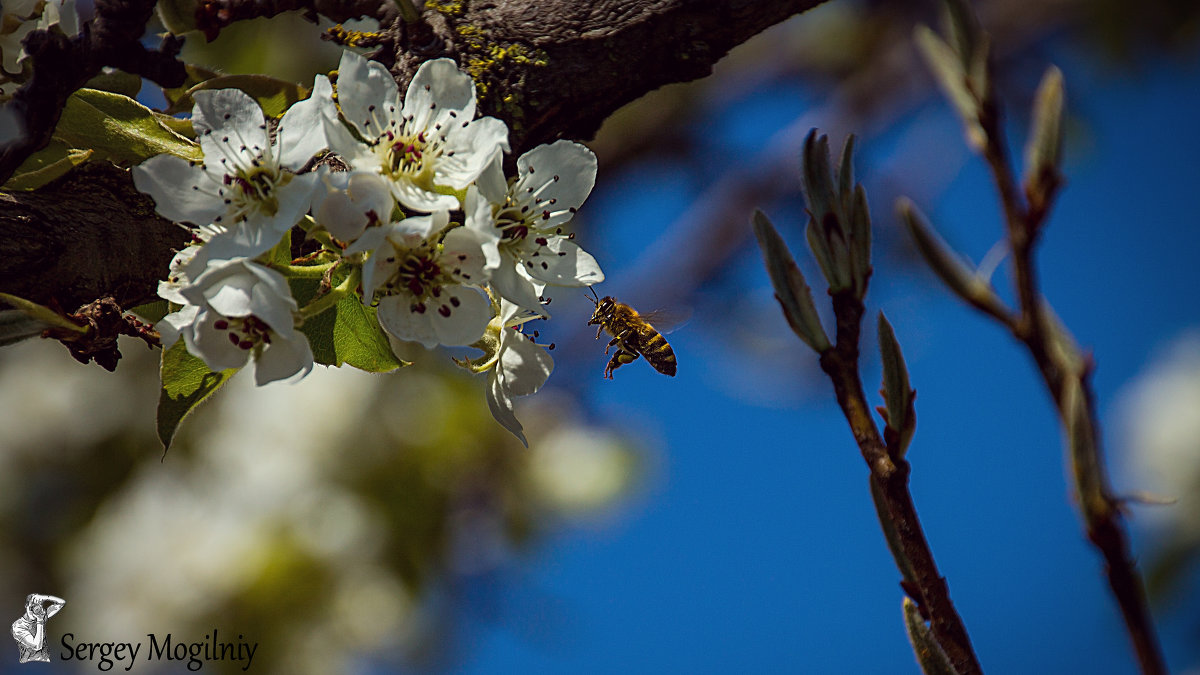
[1, 0, 825, 313]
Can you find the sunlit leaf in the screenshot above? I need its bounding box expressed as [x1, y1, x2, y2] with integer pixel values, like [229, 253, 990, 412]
[157, 340, 240, 450]
[3, 140, 92, 191]
[54, 88, 201, 164]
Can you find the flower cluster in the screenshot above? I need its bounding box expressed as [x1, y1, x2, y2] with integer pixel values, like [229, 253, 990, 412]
[137, 50, 605, 443]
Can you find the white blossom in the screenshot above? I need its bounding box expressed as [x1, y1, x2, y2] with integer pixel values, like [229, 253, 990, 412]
[360, 210, 498, 348]
[158, 258, 313, 385]
[133, 77, 335, 259]
[484, 299, 554, 446]
[326, 51, 509, 213]
[467, 140, 604, 315]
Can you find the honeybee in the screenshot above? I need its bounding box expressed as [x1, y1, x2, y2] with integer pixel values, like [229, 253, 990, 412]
[587, 289, 678, 379]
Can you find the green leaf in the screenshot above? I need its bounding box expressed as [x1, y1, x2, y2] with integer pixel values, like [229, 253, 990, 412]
[752, 210, 830, 353]
[298, 292, 408, 372]
[878, 312, 915, 457]
[168, 74, 311, 119]
[129, 299, 169, 324]
[84, 69, 143, 98]
[289, 271, 408, 372]
[0, 309, 49, 347]
[54, 88, 202, 164]
[2, 140, 92, 191]
[157, 340, 240, 450]
[903, 597, 959, 675]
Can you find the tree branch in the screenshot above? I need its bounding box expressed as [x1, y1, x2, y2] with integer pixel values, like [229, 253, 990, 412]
[968, 60, 1166, 675]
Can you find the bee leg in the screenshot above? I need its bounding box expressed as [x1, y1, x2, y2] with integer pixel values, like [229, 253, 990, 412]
[604, 336, 622, 355]
[595, 325, 604, 340]
[603, 349, 640, 379]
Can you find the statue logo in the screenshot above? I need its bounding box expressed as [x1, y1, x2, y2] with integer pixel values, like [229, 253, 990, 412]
[11, 594, 65, 664]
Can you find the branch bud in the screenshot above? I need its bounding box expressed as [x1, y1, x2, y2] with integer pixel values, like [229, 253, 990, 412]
[752, 210, 831, 353]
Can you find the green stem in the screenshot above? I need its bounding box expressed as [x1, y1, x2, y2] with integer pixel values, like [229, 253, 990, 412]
[277, 262, 338, 278]
[298, 266, 360, 321]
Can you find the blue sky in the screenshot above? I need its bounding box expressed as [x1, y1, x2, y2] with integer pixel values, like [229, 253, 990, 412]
[451, 43, 1200, 675]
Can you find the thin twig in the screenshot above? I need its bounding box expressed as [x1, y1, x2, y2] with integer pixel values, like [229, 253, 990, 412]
[818, 291, 983, 675]
[973, 78, 1167, 675]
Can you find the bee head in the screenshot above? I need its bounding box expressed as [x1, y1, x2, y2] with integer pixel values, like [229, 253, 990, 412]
[587, 295, 616, 325]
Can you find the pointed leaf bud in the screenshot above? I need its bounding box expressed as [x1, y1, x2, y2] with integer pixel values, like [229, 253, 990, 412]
[903, 597, 959, 675]
[752, 210, 831, 353]
[878, 312, 916, 457]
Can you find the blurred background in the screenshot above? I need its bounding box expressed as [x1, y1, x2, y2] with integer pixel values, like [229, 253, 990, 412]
[2, 0, 1199, 672]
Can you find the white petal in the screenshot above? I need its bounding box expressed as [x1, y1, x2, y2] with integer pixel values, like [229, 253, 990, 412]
[188, 308, 251, 371]
[442, 225, 499, 283]
[192, 88, 270, 166]
[490, 262, 547, 317]
[336, 50, 400, 142]
[392, 179, 460, 213]
[254, 332, 314, 385]
[198, 271, 257, 318]
[392, 210, 447, 242]
[277, 74, 335, 171]
[155, 305, 199, 348]
[249, 281, 297, 338]
[522, 238, 605, 286]
[437, 116, 509, 190]
[376, 294, 439, 348]
[403, 58, 476, 132]
[343, 224, 388, 256]
[513, 140, 596, 227]
[499, 328, 553, 398]
[486, 371, 528, 447]
[132, 154, 225, 226]
[428, 287, 491, 346]
[475, 155, 508, 205]
[197, 229, 280, 262]
[322, 113, 369, 162]
[258, 171, 320, 237]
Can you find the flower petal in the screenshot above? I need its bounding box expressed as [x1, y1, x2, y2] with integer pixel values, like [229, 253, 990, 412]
[442, 225, 500, 283]
[376, 294, 439, 348]
[254, 331, 314, 385]
[487, 370, 528, 447]
[437, 116, 509, 190]
[335, 50, 400, 142]
[403, 58, 477, 132]
[522, 238, 605, 286]
[499, 328, 553, 398]
[277, 74, 335, 171]
[490, 262, 547, 317]
[192, 88, 270, 168]
[188, 308, 252, 371]
[132, 154, 225, 226]
[428, 286, 491, 346]
[514, 140, 597, 225]
[156, 305, 199, 348]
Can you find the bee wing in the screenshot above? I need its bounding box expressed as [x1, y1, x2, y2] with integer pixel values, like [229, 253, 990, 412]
[639, 306, 692, 334]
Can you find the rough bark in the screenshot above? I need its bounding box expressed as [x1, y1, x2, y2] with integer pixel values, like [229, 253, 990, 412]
[0, 0, 826, 314]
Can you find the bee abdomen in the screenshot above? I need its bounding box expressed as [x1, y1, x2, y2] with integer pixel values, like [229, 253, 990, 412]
[640, 332, 677, 376]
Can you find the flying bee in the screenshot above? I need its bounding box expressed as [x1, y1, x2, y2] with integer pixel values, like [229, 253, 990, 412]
[586, 288, 678, 379]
